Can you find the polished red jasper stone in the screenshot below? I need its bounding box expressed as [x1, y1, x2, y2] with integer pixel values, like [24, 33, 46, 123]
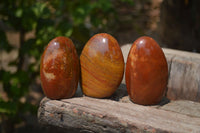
[80, 33, 124, 98]
[125, 36, 168, 105]
[40, 37, 79, 99]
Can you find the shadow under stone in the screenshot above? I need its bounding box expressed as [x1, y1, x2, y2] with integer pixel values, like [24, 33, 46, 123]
[110, 84, 128, 101]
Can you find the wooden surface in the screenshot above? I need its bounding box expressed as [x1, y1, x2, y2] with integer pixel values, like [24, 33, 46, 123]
[38, 47, 200, 132]
[38, 95, 200, 133]
[163, 48, 200, 102]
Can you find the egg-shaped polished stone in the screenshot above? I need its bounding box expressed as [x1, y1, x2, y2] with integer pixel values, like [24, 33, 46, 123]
[40, 36, 79, 99]
[80, 33, 124, 98]
[125, 36, 168, 105]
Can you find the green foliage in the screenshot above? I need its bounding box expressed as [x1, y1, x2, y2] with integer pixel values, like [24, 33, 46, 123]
[0, 0, 134, 130]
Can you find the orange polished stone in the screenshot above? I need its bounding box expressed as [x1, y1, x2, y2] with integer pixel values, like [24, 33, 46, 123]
[125, 36, 168, 105]
[40, 37, 79, 99]
[80, 33, 124, 98]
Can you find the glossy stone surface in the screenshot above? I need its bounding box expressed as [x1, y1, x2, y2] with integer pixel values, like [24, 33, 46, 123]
[125, 36, 168, 105]
[80, 33, 124, 98]
[40, 37, 79, 99]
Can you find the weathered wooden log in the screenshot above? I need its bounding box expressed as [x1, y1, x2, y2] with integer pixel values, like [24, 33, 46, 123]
[38, 96, 200, 133]
[38, 47, 200, 132]
[163, 48, 200, 102]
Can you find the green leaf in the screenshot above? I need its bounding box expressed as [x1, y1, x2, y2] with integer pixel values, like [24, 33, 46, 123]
[12, 77, 19, 86]
[121, 0, 134, 5]
[22, 38, 36, 55]
[32, 2, 50, 18]
[15, 8, 23, 18]
[2, 71, 11, 84]
[14, 71, 30, 85]
[56, 21, 73, 37]
[0, 100, 17, 115]
[19, 102, 37, 114]
[65, 28, 73, 37]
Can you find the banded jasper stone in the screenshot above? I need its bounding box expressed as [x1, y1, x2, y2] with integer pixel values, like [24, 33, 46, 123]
[40, 37, 79, 99]
[80, 33, 124, 98]
[125, 36, 168, 105]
